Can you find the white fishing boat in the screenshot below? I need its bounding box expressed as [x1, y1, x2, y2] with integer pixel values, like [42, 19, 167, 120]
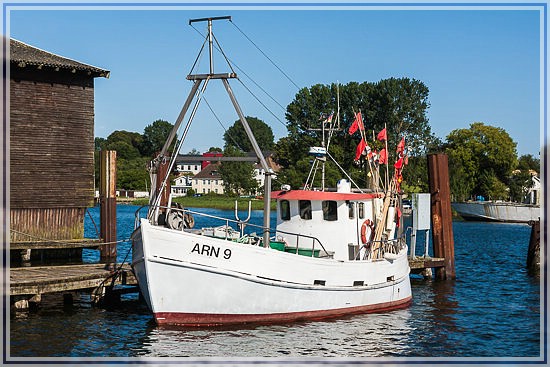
[131, 16, 412, 326]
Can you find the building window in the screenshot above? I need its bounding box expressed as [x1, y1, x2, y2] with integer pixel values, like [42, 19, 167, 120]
[280, 200, 290, 221]
[195, 165, 198, 170]
[299, 200, 312, 220]
[322, 201, 338, 221]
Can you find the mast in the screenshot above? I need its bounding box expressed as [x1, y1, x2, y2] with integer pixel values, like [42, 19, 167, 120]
[150, 16, 272, 246]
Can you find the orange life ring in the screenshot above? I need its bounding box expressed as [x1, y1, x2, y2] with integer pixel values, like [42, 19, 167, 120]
[360, 219, 375, 244]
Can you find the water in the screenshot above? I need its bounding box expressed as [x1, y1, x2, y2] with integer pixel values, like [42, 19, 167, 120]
[9, 205, 541, 360]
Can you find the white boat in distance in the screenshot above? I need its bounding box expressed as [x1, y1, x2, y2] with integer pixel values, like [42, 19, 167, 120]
[131, 16, 412, 326]
[451, 201, 540, 223]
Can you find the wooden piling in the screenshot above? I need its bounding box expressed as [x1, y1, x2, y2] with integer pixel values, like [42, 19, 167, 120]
[427, 153, 456, 280]
[155, 156, 171, 225]
[526, 220, 540, 277]
[99, 150, 117, 262]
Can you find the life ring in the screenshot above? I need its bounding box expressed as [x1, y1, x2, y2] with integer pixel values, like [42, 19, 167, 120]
[360, 219, 375, 244]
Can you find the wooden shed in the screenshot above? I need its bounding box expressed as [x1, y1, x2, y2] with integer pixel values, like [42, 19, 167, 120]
[9, 38, 109, 261]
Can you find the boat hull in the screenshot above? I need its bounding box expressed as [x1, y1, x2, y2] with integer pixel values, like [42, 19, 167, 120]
[451, 202, 540, 223]
[132, 219, 412, 326]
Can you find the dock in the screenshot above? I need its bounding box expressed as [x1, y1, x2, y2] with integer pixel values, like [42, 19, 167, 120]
[409, 256, 446, 277]
[10, 263, 137, 309]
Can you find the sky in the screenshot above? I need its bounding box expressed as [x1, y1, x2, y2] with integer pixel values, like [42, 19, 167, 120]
[4, 2, 545, 157]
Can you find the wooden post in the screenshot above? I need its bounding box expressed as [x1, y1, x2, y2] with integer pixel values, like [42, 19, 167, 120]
[154, 156, 171, 225]
[526, 220, 540, 276]
[100, 150, 117, 262]
[427, 153, 455, 280]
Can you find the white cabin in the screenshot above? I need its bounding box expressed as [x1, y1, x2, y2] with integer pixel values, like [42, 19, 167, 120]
[272, 189, 388, 261]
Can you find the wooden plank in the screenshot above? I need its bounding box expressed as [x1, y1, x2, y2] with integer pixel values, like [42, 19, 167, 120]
[9, 239, 101, 250]
[409, 257, 446, 270]
[10, 264, 136, 296]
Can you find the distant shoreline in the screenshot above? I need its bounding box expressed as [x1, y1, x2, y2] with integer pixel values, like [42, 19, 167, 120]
[114, 195, 276, 210]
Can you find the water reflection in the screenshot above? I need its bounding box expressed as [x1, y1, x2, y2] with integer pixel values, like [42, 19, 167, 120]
[135, 308, 414, 357]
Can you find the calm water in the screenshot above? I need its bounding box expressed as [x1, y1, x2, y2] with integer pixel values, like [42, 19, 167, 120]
[9, 205, 542, 361]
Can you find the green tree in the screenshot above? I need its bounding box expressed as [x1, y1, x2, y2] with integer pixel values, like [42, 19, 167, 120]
[102, 130, 143, 160]
[142, 119, 175, 156]
[218, 146, 258, 195]
[224, 116, 275, 152]
[117, 157, 150, 190]
[518, 154, 540, 174]
[278, 78, 436, 190]
[444, 122, 518, 201]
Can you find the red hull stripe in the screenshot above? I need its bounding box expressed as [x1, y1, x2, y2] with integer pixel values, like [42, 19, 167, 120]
[154, 297, 412, 327]
[271, 190, 382, 201]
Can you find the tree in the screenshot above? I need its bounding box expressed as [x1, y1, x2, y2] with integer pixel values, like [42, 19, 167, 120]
[218, 146, 258, 195]
[102, 130, 143, 160]
[208, 147, 223, 152]
[444, 122, 518, 201]
[278, 78, 435, 190]
[142, 119, 175, 156]
[518, 154, 540, 175]
[223, 116, 275, 152]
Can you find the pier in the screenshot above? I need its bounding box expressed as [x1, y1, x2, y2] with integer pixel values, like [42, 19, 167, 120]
[10, 263, 137, 310]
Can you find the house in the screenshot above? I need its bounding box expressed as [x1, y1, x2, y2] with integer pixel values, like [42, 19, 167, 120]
[172, 173, 194, 197]
[175, 155, 202, 175]
[253, 154, 281, 190]
[9, 38, 109, 260]
[192, 162, 224, 195]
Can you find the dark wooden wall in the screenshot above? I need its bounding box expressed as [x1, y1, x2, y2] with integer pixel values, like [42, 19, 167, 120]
[10, 68, 96, 242]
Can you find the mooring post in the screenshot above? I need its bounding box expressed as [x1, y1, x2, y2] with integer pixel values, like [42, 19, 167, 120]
[154, 156, 171, 225]
[427, 153, 456, 280]
[100, 150, 117, 262]
[526, 220, 540, 277]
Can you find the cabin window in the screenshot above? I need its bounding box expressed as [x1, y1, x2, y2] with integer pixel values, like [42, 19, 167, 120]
[322, 201, 338, 221]
[280, 200, 290, 221]
[348, 201, 355, 219]
[299, 200, 312, 220]
[358, 202, 365, 219]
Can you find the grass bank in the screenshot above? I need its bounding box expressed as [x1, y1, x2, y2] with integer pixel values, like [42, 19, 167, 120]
[129, 195, 276, 210]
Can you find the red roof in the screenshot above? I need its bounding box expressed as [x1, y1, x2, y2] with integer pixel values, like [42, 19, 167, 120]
[271, 190, 382, 201]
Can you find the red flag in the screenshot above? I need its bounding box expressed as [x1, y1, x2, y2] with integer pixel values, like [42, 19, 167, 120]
[397, 136, 405, 153]
[377, 127, 387, 141]
[394, 157, 404, 169]
[378, 148, 388, 164]
[355, 139, 367, 161]
[348, 112, 364, 135]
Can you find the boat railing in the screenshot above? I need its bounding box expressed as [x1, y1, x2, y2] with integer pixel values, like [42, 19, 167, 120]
[134, 204, 330, 258]
[365, 236, 407, 261]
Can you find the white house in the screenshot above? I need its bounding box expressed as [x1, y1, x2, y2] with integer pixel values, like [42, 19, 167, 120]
[253, 155, 281, 190]
[192, 162, 224, 195]
[172, 173, 194, 197]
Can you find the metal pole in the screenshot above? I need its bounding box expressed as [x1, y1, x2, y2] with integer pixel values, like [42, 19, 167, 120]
[222, 78, 271, 247]
[159, 80, 202, 157]
[208, 19, 214, 74]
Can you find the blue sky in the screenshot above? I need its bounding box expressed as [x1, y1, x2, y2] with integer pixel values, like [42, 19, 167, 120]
[5, 3, 544, 157]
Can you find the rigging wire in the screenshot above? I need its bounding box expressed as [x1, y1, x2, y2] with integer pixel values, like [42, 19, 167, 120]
[202, 96, 247, 152]
[230, 19, 301, 91]
[190, 23, 289, 128]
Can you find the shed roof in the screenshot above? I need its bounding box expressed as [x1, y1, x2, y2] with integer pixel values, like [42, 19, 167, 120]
[10, 38, 110, 78]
